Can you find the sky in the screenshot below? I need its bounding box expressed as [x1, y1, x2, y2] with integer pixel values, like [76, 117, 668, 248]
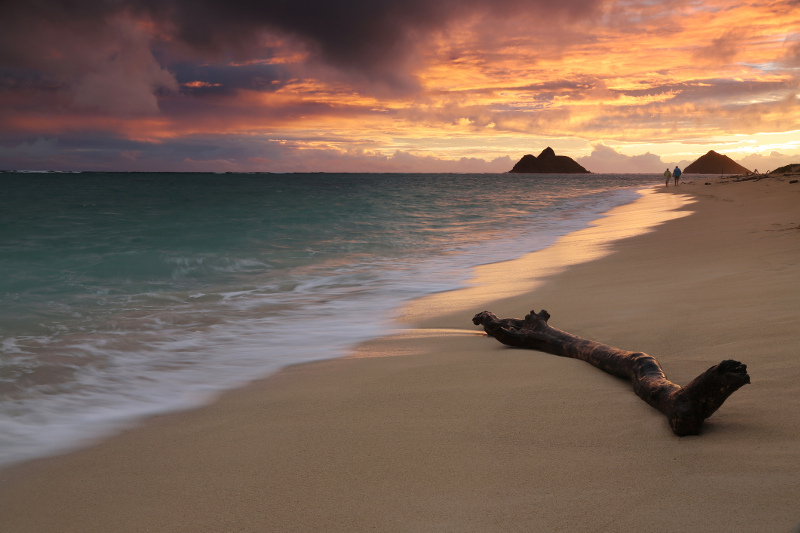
[1, 0, 800, 173]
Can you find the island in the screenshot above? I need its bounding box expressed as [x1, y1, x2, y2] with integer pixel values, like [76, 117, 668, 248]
[509, 147, 590, 173]
[683, 150, 750, 174]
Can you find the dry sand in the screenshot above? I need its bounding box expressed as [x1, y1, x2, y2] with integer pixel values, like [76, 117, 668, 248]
[1, 176, 799, 532]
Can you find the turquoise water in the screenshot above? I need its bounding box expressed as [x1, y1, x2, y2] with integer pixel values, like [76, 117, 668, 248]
[0, 172, 660, 465]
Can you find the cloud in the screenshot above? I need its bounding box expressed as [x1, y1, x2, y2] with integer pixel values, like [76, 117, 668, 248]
[143, 0, 602, 68]
[2, 0, 800, 172]
[693, 30, 741, 65]
[0, 132, 515, 173]
[783, 33, 800, 67]
[70, 17, 179, 114]
[577, 144, 667, 173]
[0, 137, 59, 157]
[171, 62, 287, 96]
[0, 10, 179, 115]
[738, 150, 800, 172]
[0, 0, 604, 95]
[381, 151, 513, 173]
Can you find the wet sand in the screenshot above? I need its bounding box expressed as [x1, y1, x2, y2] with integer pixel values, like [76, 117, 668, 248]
[1, 176, 799, 532]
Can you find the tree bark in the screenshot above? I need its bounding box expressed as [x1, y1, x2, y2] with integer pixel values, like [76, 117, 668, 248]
[472, 309, 750, 436]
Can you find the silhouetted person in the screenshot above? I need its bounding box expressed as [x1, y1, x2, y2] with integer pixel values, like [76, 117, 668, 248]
[664, 168, 672, 186]
[673, 166, 681, 186]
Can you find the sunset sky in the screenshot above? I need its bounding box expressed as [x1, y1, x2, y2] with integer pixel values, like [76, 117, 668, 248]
[2, 0, 800, 173]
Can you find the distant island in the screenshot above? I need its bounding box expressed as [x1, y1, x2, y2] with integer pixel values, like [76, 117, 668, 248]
[684, 150, 750, 174]
[509, 147, 590, 173]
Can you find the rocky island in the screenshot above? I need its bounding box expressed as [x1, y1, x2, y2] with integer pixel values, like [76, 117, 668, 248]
[684, 150, 750, 174]
[509, 147, 590, 173]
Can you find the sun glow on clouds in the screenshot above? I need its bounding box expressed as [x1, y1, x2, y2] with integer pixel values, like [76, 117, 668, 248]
[1, 0, 800, 171]
[183, 81, 222, 88]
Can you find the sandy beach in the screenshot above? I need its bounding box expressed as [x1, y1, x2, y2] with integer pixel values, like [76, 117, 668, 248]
[1, 175, 799, 532]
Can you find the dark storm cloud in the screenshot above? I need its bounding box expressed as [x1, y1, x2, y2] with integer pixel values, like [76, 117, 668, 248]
[143, 0, 603, 71]
[0, 67, 64, 92]
[1, 0, 603, 77]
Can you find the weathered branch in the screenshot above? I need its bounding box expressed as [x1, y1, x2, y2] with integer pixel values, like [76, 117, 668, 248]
[472, 309, 750, 436]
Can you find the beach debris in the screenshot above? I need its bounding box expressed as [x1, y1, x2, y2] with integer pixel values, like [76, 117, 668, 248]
[472, 309, 750, 436]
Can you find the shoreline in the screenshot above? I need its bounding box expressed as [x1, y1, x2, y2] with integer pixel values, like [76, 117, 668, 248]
[0, 179, 656, 469]
[2, 176, 799, 532]
[395, 185, 694, 329]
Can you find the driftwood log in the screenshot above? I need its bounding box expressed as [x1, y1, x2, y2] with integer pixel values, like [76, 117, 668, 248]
[473, 309, 750, 436]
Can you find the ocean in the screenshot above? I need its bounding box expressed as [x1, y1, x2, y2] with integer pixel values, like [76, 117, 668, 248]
[0, 171, 663, 466]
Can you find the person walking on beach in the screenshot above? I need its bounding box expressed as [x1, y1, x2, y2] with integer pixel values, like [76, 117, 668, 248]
[672, 166, 682, 186]
[664, 168, 672, 186]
